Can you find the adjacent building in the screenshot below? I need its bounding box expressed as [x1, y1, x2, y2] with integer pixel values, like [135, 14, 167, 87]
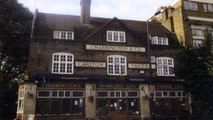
[152, 0, 213, 47]
[16, 0, 190, 120]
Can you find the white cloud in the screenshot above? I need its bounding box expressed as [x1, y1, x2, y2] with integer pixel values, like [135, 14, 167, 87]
[18, 0, 175, 20]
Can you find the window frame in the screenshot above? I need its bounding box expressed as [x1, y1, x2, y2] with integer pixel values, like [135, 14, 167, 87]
[151, 36, 169, 45]
[156, 57, 174, 76]
[107, 55, 127, 76]
[107, 31, 126, 43]
[37, 90, 50, 98]
[150, 56, 156, 63]
[17, 91, 25, 111]
[72, 90, 84, 98]
[53, 31, 74, 40]
[203, 3, 213, 13]
[151, 91, 187, 98]
[193, 39, 203, 47]
[184, 1, 198, 11]
[127, 91, 139, 98]
[52, 53, 74, 74]
[192, 29, 205, 37]
[97, 91, 108, 98]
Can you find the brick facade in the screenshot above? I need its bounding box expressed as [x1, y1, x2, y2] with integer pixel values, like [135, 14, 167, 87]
[16, 0, 191, 120]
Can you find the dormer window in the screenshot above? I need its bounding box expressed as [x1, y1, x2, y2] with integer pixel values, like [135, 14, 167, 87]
[53, 31, 74, 40]
[151, 36, 169, 45]
[107, 31, 126, 43]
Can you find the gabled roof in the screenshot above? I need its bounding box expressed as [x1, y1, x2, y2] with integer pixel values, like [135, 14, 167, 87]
[33, 12, 179, 45]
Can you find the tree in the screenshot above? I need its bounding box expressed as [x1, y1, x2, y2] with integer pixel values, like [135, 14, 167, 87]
[175, 32, 213, 120]
[0, 0, 32, 119]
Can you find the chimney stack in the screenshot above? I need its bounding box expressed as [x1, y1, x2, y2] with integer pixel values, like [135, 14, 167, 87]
[80, 0, 91, 25]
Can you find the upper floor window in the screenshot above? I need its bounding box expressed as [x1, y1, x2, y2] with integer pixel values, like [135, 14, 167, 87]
[193, 39, 203, 48]
[107, 55, 127, 76]
[151, 36, 169, 45]
[156, 57, 174, 76]
[184, 1, 198, 11]
[192, 29, 205, 37]
[53, 31, 74, 40]
[203, 3, 213, 13]
[17, 91, 25, 111]
[150, 56, 156, 63]
[52, 53, 74, 74]
[107, 31, 126, 43]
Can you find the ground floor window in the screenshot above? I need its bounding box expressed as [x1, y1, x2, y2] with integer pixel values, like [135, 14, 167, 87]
[150, 91, 189, 118]
[96, 90, 140, 116]
[36, 90, 84, 116]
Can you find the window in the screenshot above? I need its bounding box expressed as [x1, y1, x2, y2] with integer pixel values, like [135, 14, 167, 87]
[184, 1, 198, 11]
[53, 31, 74, 40]
[17, 91, 24, 111]
[97, 91, 108, 98]
[107, 55, 127, 75]
[96, 90, 140, 116]
[107, 31, 126, 42]
[51, 90, 71, 98]
[128, 91, 139, 98]
[193, 39, 203, 47]
[156, 57, 174, 76]
[151, 91, 187, 98]
[150, 56, 156, 63]
[18, 99, 24, 111]
[73, 91, 84, 98]
[37, 90, 50, 98]
[109, 91, 126, 98]
[151, 36, 169, 45]
[192, 29, 205, 37]
[150, 91, 188, 114]
[52, 53, 74, 74]
[203, 3, 213, 13]
[36, 90, 84, 116]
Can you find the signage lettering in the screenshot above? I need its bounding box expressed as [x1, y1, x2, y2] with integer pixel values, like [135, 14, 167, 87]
[86, 44, 145, 52]
[97, 83, 138, 89]
[128, 63, 150, 69]
[41, 83, 83, 88]
[75, 61, 106, 68]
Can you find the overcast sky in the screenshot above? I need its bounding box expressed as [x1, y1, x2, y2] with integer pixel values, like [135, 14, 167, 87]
[18, 0, 176, 21]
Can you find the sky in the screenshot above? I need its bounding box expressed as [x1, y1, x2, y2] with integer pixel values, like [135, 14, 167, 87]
[18, 0, 176, 21]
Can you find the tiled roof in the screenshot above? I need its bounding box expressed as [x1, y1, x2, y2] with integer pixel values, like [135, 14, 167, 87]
[33, 12, 179, 46]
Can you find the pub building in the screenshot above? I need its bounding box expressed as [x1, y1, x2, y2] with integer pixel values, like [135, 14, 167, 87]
[16, 0, 190, 120]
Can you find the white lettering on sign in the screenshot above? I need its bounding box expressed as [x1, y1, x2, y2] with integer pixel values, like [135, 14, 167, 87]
[75, 61, 106, 68]
[128, 63, 150, 69]
[86, 44, 145, 52]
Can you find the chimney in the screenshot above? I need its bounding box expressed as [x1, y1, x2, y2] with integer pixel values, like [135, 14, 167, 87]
[80, 0, 91, 25]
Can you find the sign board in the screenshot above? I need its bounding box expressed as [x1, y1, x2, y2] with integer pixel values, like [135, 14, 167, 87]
[75, 61, 106, 68]
[40, 83, 84, 88]
[86, 44, 145, 52]
[128, 63, 150, 69]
